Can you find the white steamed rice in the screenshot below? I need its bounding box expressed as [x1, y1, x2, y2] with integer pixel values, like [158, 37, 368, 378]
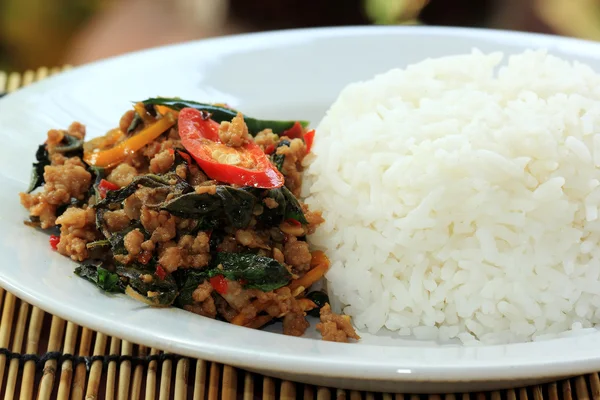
[302, 49, 600, 344]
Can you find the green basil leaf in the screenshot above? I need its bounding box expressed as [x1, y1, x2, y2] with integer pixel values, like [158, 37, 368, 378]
[107, 222, 146, 255]
[75, 261, 124, 293]
[140, 97, 309, 135]
[160, 192, 222, 219]
[117, 263, 179, 306]
[95, 174, 169, 208]
[281, 186, 307, 224]
[270, 139, 290, 173]
[26, 144, 50, 193]
[27, 133, 85, 194]
[258, 188, 287, 227]
[173, 269, 208, 307]
[127, 113, 143, 134]
[54, 134, 83, 154]
[305, 291, 329, 317]
[210, 252, 291, 292]
[215, 186, 256, 228]
[161, 187, 255, 228]
[89, 166, 106, 201]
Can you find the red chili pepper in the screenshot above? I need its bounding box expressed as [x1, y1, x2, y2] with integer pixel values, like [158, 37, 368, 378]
[304, 130, 315, 153]
[264, 144, 275, 155]
[49, 235, 60, 250]
[177, 150, 192, 164]
[282, 121, 304, 140]
[178, 108, 284, 189]
[210, 274, 228, 294]
[137, 251, 152, 265]
[286, 218, 302, 227]
[98, 179, 120, 199]
[155, 265, 167, 280]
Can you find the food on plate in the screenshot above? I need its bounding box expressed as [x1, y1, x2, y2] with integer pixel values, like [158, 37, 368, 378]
[19, 98, 359, 342]
[303, 50, 600, 344]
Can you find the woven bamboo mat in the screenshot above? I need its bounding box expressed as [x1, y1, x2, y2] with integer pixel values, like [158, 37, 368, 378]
[2, 67, 600, 400]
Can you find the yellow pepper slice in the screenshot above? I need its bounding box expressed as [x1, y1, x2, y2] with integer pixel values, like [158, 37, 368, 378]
[288, 251, 330, 292]
[155, 105, 179, 117]
[133, 102, 155, 125]
[84, 113, 176, 168]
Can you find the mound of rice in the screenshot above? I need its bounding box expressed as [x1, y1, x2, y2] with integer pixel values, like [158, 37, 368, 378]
[302, 50, 600, 344]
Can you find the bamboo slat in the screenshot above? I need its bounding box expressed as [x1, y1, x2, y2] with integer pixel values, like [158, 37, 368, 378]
[1, 67, 599, 399]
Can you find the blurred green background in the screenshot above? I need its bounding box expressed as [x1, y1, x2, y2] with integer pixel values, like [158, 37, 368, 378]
[0, 0, 598, 72]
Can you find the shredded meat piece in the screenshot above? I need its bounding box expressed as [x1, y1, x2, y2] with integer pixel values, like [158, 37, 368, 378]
[124, 229, 144, 256]
[256, 287, 302, 318]
[263, 198, 279, 209]
[282, 312, 310, 337]
[235, 229, 270, 250]
[135, 187, 170, 207]
[192, 281, 213, 302]
[107, 163, 137, 187]
[178, 232, 211, 267]
[21, 156, 91, 228]
[183, 290, 217, 318]
[119, 110, 136, 133]
[175, 164, 187, 179]
[283, 236, 312, 272]
[303, 203, 325, 235]
[157, 243, 181, 273]
[218, 112, 250, 147]
[219, 281, 258, 311]
[140, 208, 176, 243]
[141, 240, 155, 252]
[55, 207, 99, 261]
[46, 129, 66, 153]
[68, 122, 86, 140]
[19, 193, 58, 229]
[217, 235, 242, 253]
[254, 129, 278, 148]
[316, 304, 360, 343]
[185, 282, 218, 318]
[46, 122, 85, 155]
[279, 220, 305, 237]
[187, 165, 208, 186]
[42, 160, 92, 205]
[149, 149, 174, 174]
[272, 247, 285, 264]
[158, 232, 211, 272]
[214, 294, 238, 322]
[121, 151, 148, 172]
[123, 194, 142, 220]
[277, 137, 306, 196]
[195, 185, 217, 195]
[103, 210, 131, 233]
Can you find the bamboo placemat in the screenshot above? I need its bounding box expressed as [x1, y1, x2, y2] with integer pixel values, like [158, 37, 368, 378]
[2, 67, 600, 400]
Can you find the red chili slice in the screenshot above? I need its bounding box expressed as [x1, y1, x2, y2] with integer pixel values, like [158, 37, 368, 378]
[282, 121, 304, 140]
[49, 235, 60, 250]
[210, 274, 228, 295]
[177, 150, 192, 164]
[264, 144, 275, 155]
[156, 265, 167, 280]
[178, 108, 284, 189]
[286, 218, 302, 227]
[304, 129, 315, 153]
[98, 179, 120, 199]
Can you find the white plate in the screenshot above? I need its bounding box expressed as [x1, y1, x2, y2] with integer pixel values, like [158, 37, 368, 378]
[3, 26, 600, 394]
